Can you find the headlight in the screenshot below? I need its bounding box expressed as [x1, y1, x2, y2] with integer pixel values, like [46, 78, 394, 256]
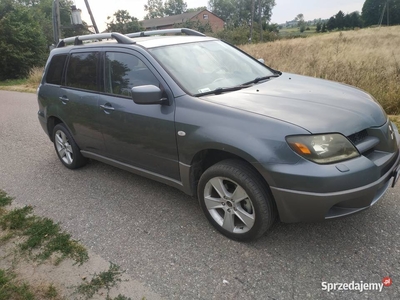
[286, 134, 360, 164]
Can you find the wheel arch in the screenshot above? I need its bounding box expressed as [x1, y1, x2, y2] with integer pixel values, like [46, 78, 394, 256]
[46, 116, 66, 142]
[187, 148, 275, 203]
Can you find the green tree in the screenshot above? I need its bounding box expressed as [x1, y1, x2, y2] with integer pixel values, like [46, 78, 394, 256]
[214, 21, 277, 44]
[327, 16, 336, 30]
[316, 22, 322, 32]
[164, 0, 187, 16]
[362, 0, 400, 26]
[208, 0, 236, 23]
[0, 0, 47, 80]
[208, 0, 275, 26]
[144, 0, 165, 19]
[349, 11, 363, 28]
[335, 10, 345, 29]
[295, 13, 304, 24]
[186, 6, 207, 12]
[264, 22, 279, 33]
[106, 10, 143, 34]
[254, 0, 275, 24]
[295, 13, 306, 32]
[321, 22, 327, 32]
[13, 0, 90, 45]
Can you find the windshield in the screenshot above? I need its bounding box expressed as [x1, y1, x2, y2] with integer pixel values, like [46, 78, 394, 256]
[148, 40, 275, 95]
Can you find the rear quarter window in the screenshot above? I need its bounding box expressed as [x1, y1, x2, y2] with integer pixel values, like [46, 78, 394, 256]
[45, 54, 67, 85]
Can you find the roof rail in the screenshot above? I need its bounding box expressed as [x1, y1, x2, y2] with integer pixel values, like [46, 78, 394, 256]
[56, 32, 135, 48]
[126, 28, 205, 38]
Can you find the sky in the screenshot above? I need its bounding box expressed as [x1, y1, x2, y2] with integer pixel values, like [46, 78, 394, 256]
[73, 0, 366, 32]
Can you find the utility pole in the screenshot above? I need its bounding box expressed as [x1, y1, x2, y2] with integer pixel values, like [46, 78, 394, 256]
[258, 0, 262, 42]
[249, 0, 254, 43]
[52, 0, 61, 44]
[84, 0, 99, 33]
[387, 0, 390, 26]
[378, 0, 390, 27]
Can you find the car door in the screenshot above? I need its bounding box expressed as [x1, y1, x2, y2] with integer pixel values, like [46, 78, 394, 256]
[58, 50, 105, 154]
[97, 49, 180, 180]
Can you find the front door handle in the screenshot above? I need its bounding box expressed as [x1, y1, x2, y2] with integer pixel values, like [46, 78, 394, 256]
[100, 104, 115, 111]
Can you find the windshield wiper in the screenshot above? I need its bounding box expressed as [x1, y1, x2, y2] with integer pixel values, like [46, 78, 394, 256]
[194, 72, 281, 97]
[194, 84, 251, 97]
[242, 74, 281, 85]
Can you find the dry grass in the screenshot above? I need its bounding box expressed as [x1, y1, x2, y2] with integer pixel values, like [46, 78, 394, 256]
[27, 67, 43, 87]
[241, 26, 400, 115]
[389, 115, 400, 128]
[0, 67, 42, 93]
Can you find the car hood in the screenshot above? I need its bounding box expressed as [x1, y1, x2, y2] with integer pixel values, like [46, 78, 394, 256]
[201, 73, 387, 136]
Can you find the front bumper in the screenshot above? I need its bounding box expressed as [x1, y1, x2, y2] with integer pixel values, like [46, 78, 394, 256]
[266, 121, 400, 223]
[270, 151, 399, 223]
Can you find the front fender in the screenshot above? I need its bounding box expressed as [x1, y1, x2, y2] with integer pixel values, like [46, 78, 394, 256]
[175, 96, 308, 182]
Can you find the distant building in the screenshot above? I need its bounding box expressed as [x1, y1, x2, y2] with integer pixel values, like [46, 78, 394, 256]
[141, 9, 224, 32]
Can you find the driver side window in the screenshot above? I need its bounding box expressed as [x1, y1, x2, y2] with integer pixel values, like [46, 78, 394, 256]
[105, 52, 159, 97]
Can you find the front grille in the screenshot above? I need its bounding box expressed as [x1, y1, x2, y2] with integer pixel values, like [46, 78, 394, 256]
[348, 130, 368, 145]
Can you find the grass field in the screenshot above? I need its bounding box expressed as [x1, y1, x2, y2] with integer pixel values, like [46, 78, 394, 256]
[278, 26, 318, 38]
[242, 26, 400, 117]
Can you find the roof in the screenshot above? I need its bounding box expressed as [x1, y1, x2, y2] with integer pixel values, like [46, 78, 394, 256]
[53, 32, 217, 53]
[135, 35, 215, 48]
[141, 9, 209, 28]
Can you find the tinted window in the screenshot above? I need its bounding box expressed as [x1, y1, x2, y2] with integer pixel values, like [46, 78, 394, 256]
[105, 52, 159, 97]
[66, 52, 99, 91]
[46, 54, 67, 85]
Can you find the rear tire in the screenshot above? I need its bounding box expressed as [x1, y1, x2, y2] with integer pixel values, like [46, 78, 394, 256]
[53, 123, 87, 169]
[197, 159, 276, 241]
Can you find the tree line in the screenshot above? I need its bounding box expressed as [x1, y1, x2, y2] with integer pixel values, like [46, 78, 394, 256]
[313, 0, 400, 33]
[318, 11, 363, 32]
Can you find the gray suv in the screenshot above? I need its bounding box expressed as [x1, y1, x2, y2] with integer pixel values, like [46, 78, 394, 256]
[38, 28, 400, 241]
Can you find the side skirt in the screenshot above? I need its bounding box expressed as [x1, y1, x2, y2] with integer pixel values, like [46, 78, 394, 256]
[80, 151, 194, 196]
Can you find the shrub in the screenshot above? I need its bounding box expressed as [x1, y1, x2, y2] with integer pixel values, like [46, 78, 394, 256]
[0, 3, 47, 80]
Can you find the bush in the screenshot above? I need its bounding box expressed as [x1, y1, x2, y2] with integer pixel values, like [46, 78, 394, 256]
[175, 20, 213, 34]
[0, 3, 47, 80]
[213, 23, 278, 45]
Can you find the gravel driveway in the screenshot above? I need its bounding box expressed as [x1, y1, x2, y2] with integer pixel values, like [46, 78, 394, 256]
[0, 90, 399, 300]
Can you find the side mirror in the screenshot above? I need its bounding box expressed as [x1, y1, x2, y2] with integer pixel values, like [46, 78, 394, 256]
[258, 58, 265, 64]
[131, 85, 169, 105]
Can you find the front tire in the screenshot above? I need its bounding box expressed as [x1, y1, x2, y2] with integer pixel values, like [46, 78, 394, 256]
[53, 123, 87, 169]
[198, 159, 276, 241]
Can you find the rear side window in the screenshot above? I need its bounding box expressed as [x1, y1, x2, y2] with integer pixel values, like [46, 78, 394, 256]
[66, 52, 99, 91]
[45, 54, 67, 85]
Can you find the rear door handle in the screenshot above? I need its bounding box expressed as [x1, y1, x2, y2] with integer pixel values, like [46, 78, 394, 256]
[100, 104, 115, 111]
[59, 96, 69, 103]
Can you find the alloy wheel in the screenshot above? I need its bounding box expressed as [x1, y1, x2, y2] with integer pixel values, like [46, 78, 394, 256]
[55, 130, 74, 165]
[203, 177, 255, 234]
